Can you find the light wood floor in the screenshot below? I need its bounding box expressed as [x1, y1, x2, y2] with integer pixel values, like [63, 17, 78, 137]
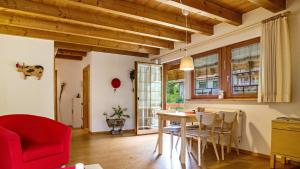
[69, 129, 298, 169]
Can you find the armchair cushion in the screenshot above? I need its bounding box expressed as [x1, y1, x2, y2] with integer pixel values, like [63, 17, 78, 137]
[22, 143, 63, 162]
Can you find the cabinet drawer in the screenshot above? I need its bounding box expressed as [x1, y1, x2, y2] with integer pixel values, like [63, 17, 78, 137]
[271, 129, 300, 158]
[272, 121, 300, 132]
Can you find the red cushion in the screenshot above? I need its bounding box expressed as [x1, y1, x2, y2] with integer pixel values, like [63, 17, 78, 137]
[22, 143, 63, 162]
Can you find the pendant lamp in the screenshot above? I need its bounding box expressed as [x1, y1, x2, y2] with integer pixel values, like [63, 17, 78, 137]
[179, 8, 194, 71]
[179, 52, 194, 71]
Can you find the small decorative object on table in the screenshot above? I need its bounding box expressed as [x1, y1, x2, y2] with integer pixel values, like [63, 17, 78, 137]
[16, 62, 44, 80]
[103, 105, 130, 135]
[218, 90, 224, 99]
[75, 163, 84, 169]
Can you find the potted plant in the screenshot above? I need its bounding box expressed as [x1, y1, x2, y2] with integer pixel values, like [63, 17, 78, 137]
[103, 105, 130, 135]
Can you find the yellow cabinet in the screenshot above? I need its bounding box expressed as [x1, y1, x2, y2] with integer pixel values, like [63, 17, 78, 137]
[271, 119, 300, 168]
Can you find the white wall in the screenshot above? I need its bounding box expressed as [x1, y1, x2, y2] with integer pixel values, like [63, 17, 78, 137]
[55, 59, 82, 125]
[88, 52, 149, 132]
[154, 0, 300, 155]
[0, 34, 54, 119]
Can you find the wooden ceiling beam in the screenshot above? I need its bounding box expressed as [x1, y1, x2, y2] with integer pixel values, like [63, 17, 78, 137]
[0, 0, 189, 42]
[0, 25, 159, 54]
[55, 54, 83, 61]
[55, 42, 91, 52]
[247, 0, 286, 12]
[50, 0, 213, 35]
[55, 42, 149, 58]
[0, 12, 173, 49]
[157, 0, 242, 26]
[57, 49, 86, 57]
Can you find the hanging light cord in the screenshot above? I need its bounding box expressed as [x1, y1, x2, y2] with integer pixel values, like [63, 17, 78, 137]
[180, 0, 188, 57]
[185, 14, 188, 57]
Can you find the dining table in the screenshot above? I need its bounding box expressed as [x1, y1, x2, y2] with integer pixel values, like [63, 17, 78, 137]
[157, 111, 197, 164]
[157, 109, 242, 164]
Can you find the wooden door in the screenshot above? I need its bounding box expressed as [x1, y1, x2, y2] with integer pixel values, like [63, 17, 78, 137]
[82, 65, 90, 129]
[135, 62, 163, 135]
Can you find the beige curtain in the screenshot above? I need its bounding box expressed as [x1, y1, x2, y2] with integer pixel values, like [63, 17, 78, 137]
[258, 16, 291, 103]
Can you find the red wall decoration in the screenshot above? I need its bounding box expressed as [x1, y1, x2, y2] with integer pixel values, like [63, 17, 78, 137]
[111, 78, 121, 92]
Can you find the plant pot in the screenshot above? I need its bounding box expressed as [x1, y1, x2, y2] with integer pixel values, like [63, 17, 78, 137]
[106, 118, 126, 135]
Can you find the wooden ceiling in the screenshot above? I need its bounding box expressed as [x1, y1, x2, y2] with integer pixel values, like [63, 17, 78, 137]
[55, 48, 87, 61]
[0, 0, 286, 60]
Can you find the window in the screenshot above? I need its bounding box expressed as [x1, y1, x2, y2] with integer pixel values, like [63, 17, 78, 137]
[191, 38, 260, 99]
[226, 38, 260, 98]
[228, 41, 260, 98]
[163, 62, 185, 110]
[192, 49, 221, 99]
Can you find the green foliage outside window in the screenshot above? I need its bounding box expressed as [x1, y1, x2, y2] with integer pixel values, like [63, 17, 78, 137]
[166, 81, 184, 110]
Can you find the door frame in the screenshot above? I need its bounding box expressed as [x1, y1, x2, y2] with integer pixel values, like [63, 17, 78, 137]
[162, 60, 181, 110]
[135, 62, 163, 135]
[54, 69, 58, 121]
[134, 62, 138, 134]
[54, 55, 58, 121]
[82, 65, 90, 130]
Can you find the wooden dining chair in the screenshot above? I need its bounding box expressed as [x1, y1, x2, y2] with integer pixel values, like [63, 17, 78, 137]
[214, 111, 239, 160]
[186, 112, 220, 166]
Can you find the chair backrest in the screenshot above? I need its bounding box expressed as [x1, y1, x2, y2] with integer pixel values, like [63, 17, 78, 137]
[196, 112, 217, 126]
[220, 111, 237, 123]
[219, 111, 237, 130]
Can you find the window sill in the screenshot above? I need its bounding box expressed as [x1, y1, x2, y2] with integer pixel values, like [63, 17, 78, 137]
[186, 98, 257, 102]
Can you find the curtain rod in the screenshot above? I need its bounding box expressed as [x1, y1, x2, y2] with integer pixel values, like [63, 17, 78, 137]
[152, 10, 291, 62]
[262, 11, 291, 23]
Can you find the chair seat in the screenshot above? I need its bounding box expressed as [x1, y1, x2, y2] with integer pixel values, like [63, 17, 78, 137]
[212, 127, 231, 134]
[22, 143, 63, 162]
[186, 125, 199, 129]
[186, 129, 210, 138]
[163, 125, 181, 133]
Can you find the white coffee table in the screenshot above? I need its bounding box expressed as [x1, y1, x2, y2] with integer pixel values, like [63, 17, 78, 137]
[85, 164, 103, 169]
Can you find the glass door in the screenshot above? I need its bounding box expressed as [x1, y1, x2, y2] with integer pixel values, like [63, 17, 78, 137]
[135, 62, 162, 135]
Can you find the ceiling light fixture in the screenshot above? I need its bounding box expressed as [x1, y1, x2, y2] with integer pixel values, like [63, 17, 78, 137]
[179, 5, 194, 71]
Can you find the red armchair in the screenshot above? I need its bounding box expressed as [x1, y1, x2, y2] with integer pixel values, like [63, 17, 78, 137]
[0, 114, 71, 169]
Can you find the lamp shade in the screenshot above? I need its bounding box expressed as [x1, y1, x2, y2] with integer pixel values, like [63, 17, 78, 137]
[180, 56, 194, 71]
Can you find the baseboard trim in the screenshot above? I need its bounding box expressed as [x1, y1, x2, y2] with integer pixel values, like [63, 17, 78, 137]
[239, 149, 270, 159]
[89, 129, 135, 135]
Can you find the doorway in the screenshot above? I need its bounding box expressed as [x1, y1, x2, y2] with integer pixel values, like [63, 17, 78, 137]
[82, 65, 90, 129]
[54, 58, 85, 128]
[135, 62, 162, 135]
